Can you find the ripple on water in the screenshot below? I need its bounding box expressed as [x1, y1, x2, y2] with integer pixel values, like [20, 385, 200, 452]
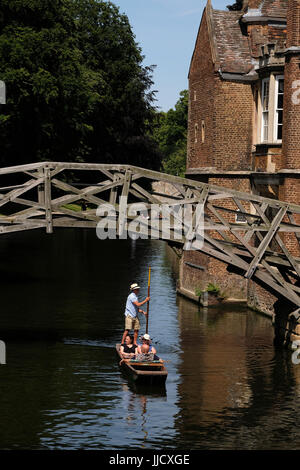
[1, 235, 300, 450]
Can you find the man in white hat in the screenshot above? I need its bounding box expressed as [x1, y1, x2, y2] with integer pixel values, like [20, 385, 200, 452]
[121, 283, 150, 345]
[136, 333, 157, 356]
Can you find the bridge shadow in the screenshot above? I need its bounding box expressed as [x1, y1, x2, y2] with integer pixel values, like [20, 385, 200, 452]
[273, 296, 299, 348]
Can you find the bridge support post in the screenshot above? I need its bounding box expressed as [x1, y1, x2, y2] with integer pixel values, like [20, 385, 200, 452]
[37, 168, 45, 206]
[38, 184, 45, 205]
[44, 166, 53, 234]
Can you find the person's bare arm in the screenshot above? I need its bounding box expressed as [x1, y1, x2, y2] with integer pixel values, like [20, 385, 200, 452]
[133, 297, 150, 308]
[120, 345, 129, 358]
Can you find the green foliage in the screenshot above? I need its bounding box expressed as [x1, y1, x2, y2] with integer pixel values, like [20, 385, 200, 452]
[194, 284, 220, 297]
[195, 287, 203, 297]
[206, 283, 221, 294]
[195, 283, 227, 300]
[0, 0, 161, 168]
[153, 90, 188, 177]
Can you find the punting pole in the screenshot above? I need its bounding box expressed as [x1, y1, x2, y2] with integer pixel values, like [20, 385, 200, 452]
[146, 266, 151, 334]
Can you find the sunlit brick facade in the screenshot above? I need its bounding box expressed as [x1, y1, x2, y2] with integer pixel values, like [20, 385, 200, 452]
[179, 0, 300, 315]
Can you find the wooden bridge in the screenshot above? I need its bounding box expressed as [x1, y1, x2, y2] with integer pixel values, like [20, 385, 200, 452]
[1, 161, 300, 320]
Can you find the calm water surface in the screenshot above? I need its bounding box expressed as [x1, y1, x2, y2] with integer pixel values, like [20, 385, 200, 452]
[0, 230, 300, 450]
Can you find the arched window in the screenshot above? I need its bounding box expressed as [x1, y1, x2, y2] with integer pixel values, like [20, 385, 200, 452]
[194, 123, 198, 143]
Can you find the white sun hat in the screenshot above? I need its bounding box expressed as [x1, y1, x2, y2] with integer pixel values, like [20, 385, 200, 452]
[130, 283, 140, 290]
[142, 333, 151, 341]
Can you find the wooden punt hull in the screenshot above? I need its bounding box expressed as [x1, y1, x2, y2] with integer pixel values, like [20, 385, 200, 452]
[116, 344, 168, 385]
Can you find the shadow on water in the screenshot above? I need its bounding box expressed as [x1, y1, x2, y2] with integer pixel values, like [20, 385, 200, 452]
[1, 229, 300, 449]
[119, 369, 167, 397]
[0, 270, 44, 284]
[0, 231, 179, 449]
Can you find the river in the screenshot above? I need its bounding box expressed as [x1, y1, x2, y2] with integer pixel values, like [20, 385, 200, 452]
[0, 229, 300, 450]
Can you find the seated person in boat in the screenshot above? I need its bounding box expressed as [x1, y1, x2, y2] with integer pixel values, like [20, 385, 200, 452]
[120, 334, 137, 359]
[135, 343, 162, 362]
[136, 333, 157, 356]
[135, 343, 154, 362]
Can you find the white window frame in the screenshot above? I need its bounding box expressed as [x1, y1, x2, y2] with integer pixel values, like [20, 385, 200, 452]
[273, 75, 284, 143]
[259, 74, 284, 145]
[235, 210, 247, 224]
[261, 77, 270, 143]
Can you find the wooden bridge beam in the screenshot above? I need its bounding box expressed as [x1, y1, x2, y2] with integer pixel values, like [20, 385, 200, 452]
[0, 162, 298, 310]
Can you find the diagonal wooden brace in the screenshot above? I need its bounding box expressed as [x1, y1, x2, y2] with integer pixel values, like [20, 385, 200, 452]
[245, 206, 287, 279]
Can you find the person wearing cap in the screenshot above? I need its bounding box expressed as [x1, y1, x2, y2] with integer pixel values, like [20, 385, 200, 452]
[136, 333, 157, 355]
[121, 283, 150, 345]
[135, 343, 155, 362]
[136, 335, 161, 361]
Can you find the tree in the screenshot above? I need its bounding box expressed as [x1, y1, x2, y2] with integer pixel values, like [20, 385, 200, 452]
[0, 0, 161, 169]
[153, 90, 188, 177]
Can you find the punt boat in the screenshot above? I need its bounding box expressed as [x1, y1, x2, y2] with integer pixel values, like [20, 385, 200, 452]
[116, 344, 168, 386]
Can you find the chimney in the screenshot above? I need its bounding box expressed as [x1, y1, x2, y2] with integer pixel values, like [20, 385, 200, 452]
[246, 0, 261, 8]
[286, 0, 300, 48]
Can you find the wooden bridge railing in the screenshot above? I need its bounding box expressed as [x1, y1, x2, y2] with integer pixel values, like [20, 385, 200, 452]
[1, 161, 300, 314]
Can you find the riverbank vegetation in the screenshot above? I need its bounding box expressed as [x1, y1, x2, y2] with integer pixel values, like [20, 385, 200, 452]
[152, 90, 188, 177]
[0, 0, 187, 176]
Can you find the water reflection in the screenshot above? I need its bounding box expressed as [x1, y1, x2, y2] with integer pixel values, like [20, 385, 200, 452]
[175, 296, 300, 449]
[120, 381, 167, 448]
[0, 230, 300, 449]
[0, 232, 180, 449]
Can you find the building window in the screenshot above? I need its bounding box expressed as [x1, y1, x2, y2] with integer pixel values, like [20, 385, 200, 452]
[201, 120, 205, 143]
[275, 76, 284, 141]
[235, 210, 247, 224]
[195, 123, 198, 143]
[259, 74, 284, 144]
[261, 78, 269, 142]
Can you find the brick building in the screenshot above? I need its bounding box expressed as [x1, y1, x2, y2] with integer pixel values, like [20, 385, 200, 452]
[178, 0, 300, 315]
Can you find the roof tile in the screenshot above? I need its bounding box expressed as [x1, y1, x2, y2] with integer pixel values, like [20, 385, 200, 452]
[212, 10, 253, 74]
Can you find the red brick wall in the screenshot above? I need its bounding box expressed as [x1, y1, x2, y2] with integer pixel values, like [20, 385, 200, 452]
[213, 80, 253, 170]
[247, 280, 278, 317]
[282, 178, 300, 256]
[186, 8, 254, 301]
[246, 23, 286, 57]
[254, 148, 284, 172]
[286, 0, 300, 46]
[282, 0, 300, 171]
[247, 0, 263, 8]
[268, 25, 287, 46]
[247, 24, 269, 58]
[188, 11, 215, 169]
[281, 0, 300, 254]
[180, 249, 248, 300]
[188, 15, 254, 172]
[282, 56, 300, 170]
[184, 1, 300, 314]
[180, 177, 250, 300]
